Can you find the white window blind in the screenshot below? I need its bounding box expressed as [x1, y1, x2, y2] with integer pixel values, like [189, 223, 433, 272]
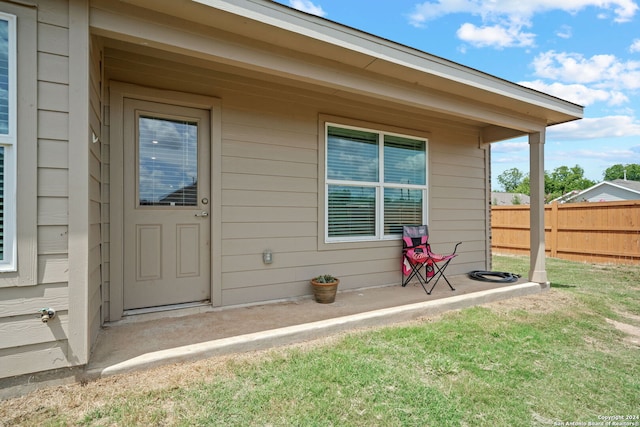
[138, 116, 198, 207]
[383, 135, 426, 235]
[326, 124, 427, 241]
[328, 185, 376, 237]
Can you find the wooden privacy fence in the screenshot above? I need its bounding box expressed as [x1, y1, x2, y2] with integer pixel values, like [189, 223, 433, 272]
[491, 200, 640, 265]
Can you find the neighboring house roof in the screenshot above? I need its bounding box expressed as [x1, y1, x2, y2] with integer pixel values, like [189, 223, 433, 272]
[491, 192, 530, 205]
[553, 179, 640, 203]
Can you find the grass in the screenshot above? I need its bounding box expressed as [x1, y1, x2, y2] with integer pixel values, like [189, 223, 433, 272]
[2, 255, 639, 426]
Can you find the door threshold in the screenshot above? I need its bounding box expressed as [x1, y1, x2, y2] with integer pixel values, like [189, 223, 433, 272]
[118, 301, 212, 324]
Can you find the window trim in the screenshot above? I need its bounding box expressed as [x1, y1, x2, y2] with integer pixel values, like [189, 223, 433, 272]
[0, 12, 17, 272]
[0, 2, 37, 286]
[318, 115, 430, 248]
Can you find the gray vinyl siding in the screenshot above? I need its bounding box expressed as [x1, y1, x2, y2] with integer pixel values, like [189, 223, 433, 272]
[0, 0, 72, 379]
[430, 136, 487, 265]
[101, 100, 111, 323]
[582, 186, 640, 202]
[103, 47, 488, 308]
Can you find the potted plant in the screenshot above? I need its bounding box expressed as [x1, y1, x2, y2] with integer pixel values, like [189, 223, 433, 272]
[310, 274, 340, 303]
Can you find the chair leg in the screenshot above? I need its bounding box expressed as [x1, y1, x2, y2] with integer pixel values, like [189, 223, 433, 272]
[402, 254, 423, 286]
[402, 262, 421, 287]
[402, 260, 430, 294]
[426, 258, 456, 294]
[403, 258, 457, 295]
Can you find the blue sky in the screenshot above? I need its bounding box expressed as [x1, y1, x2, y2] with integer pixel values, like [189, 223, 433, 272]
[274, 0, 640, 189]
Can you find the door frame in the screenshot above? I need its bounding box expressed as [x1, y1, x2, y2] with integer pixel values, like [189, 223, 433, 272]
[109, 82, 222, 321]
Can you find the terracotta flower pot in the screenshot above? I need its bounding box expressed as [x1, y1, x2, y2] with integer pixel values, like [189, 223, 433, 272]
[310, 278, 339, 303]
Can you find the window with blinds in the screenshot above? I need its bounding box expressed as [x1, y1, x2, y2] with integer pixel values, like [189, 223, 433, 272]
[0, 13, 15, 270]
[326, 124, 427, 241]
[138, 116, 198, 207]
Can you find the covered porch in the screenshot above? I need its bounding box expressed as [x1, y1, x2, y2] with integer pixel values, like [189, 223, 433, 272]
[81, 0, 577, 380]
[86, 275, 542, 379]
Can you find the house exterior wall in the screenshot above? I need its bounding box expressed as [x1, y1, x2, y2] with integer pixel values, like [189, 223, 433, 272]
[103, 47, 490, 309]
[0, 0, 77, 379]
[577, 186, 640, 202]
[1, 0, 501, 381]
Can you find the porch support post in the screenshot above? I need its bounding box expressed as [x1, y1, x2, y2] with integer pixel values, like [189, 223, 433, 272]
[529, 130, 549, 286]
[68, 0, 91, 364]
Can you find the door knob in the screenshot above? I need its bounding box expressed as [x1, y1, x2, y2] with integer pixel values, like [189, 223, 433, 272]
[195, 211, 209, 217]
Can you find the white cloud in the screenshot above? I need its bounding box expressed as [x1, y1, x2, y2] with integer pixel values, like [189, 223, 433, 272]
[408, 0, 638, 48]
[553, 147, 640, 161]
[532, 51, 615, 83]
[457, 23, 535, 48]
[556, 25, 573, 39]
[548, 116, 640, 139]
[288, 0, 327, 17]
[492, 154, 529, 164]
[631, 39, 640, 53]
[409, 0, 638, 25]
[519, 80, 628, 106]
[545, 147, 640, 178]
[531, 51, 640, 91]
[491, 141, 528, 153]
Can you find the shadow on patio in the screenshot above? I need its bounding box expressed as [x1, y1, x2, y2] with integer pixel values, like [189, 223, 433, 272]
[86, 275, 541, 379]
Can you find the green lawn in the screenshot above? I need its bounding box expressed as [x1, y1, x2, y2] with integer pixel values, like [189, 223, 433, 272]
[2, 256, 639, 426]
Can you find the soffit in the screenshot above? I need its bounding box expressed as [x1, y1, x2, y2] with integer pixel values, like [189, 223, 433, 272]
[101, 39, 483, 132]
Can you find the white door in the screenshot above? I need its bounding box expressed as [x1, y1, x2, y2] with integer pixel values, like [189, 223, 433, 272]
[123, 99, 211, 310]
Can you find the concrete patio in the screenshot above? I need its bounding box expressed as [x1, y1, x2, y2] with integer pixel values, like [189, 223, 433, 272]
[85, 275, 543, 380]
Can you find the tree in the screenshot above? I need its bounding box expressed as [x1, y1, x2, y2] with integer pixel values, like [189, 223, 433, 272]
[497, 168, 524, 192]
[603, 164, 640, 181]
[545, 165, 595, 201]
[516, 175, 530, 196]
[495, 165, 595, 202]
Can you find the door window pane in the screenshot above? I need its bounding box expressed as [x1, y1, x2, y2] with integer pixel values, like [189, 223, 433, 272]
[138, 116, 198, 206]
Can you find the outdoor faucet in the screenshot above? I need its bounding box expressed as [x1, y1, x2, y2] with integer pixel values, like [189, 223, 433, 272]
[39, 308, 56, 323]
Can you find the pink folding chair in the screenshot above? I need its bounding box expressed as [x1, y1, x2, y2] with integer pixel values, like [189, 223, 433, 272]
[402, 225, 462, 294]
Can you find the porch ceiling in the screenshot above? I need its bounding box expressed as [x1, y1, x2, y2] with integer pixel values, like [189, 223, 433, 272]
[100, 39, 485, 132]
[90, 0, 583, 140]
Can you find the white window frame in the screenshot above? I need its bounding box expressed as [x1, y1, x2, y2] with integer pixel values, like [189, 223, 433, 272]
[0, 12, 17, 272]
[324, 121, 428, 244]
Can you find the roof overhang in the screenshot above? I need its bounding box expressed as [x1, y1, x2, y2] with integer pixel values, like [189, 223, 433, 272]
[91, 0, 583, 141]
